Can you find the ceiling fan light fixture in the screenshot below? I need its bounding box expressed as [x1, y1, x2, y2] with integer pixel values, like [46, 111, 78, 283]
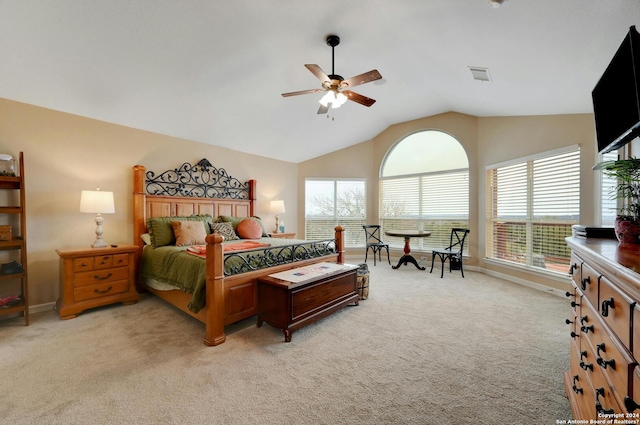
[335, 92, 348, 106]
[319, 91, 336, 107]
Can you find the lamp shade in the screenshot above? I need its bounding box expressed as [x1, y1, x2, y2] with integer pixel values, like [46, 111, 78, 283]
[270, 200, 285, 214]
[80, 189, 115, 214]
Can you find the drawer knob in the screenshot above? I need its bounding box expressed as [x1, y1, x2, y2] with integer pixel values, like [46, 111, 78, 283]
[94, 286, 113, 294]
[572, 375, 583, 394]
[571, 301, 580, 308]
[625, 396, 639, 412]
[581, 276, 590, 291]
[565, 291, 571, 298]
[570, 331, 579, 339]
[565, 319, 574, 324]
[596, 343, 616, 370]
[94, 272, 113, 281]
[595, 388, 615, 415]
[601, 298, 615, 317]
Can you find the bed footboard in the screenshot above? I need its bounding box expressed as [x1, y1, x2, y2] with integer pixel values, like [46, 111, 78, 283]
[202, 226, 345, 346]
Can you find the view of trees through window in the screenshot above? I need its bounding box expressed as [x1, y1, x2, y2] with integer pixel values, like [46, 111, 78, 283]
[486, 147, 580, 274]
[305, 179, 366, 247]
[380, 130, 470, 253]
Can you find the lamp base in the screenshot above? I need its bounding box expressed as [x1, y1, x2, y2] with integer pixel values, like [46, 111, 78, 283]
[91, 214, 108, 248]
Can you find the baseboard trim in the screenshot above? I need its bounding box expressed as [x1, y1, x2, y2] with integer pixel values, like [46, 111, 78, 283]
[30, 302, 55, 315]
[346, 255, 569, 298]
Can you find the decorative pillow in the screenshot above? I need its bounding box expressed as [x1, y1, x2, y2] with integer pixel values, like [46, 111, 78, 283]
[210, 222, 239, 241]
[236, 217, 264, 239]
[147, 214, 212, 247]
[140, 233, 152, 246]
[219, 215, 268, 237]
[171, 220, 207, 246]
[251, 216, 269, 237]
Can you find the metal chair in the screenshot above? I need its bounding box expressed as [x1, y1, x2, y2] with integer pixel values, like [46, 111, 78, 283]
[430, 228, 470, 278]
[363, 225, 390, 266]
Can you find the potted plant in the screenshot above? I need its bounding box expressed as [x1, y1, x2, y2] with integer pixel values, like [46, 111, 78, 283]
[595, 157, 640, 243]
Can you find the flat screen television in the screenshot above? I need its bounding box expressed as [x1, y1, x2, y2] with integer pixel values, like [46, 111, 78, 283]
[593, 25, 640, 155]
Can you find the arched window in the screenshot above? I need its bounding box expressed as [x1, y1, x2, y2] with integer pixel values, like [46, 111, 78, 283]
[380, 130, 469, 253]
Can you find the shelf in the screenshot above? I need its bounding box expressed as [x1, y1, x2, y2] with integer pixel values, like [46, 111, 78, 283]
[0, 177, 21, 190]
[0, 300, 27, 316]
[0, 271, 24, 281]
[0, 237, 24, 250]
[0, 206, 22, 214]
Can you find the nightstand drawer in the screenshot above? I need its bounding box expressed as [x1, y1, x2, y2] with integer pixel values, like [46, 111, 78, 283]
[74, 266, 129, 287]
[74, 279, 129, 302]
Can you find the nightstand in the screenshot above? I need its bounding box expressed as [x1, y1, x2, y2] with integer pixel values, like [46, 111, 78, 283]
[268, 232, 296, 239]
[56, 245, 139, 319]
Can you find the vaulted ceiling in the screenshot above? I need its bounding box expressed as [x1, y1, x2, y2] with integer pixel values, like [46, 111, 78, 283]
[1, 1, 638, 162]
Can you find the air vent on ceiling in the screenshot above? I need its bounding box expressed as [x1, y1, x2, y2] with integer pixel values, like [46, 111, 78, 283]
[468, 66, 492, 82]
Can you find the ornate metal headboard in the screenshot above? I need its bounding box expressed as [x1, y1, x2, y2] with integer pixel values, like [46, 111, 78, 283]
[145, 158, 251, 200]
[132, 159, 257, 250]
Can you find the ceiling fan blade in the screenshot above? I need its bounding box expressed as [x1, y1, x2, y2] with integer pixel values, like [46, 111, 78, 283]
[342, 70, 382, 89]
[344, 90, 376, 107]
[305, 64, 330, 83]
[317, 103, 329, 115]
[281, 88, 324, 97]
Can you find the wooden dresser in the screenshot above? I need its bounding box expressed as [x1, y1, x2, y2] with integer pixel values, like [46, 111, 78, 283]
[565, 237, 640, 420]
[56, 245, 139, 319]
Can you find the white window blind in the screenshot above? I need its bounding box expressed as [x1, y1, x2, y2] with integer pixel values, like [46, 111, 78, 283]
[486, 147, 580, 273]
[305, 179, 366, 247]
[380, 170, 469, 252]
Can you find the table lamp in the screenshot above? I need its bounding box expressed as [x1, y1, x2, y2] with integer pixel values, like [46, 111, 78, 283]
[270, 199, 285, 233]
[80, 188, 115, 248]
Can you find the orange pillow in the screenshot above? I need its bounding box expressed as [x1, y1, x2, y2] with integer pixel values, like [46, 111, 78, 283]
[171, 220, 207, 246]
[236, 218, 263, 239]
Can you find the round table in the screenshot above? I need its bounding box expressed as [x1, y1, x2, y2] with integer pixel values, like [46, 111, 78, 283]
[384, 230, 431, 270]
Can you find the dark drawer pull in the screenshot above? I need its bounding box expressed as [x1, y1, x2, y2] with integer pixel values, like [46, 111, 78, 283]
[580, 360, 593, 371]
[625, 396, 639, 412]
[94, 286, 113, 294]
[601, 298, 615, 317]
[569, 263, 578, 275]
[580, 325, 594, 334]
[572, 375, 583, 394]
[581, 276, 590, 291]
[93, 273, 113, 281]
[596, 343, 616, 370]
[595, 387, 614, 415]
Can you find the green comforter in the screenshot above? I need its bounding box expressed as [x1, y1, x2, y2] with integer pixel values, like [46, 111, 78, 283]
[140, 237, 335, 313]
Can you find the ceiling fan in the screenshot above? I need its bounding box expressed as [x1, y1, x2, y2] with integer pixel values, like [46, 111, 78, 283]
[281, 35, 382, 115]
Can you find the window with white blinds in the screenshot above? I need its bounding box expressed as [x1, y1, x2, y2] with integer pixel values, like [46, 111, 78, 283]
[380, 130, 469, 253]
[486, 146, 580, 274]
[305, 179, 366, 247]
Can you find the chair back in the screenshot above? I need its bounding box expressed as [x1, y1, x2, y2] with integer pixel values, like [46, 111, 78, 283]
[448, 228, 470, 254]
[363, 225, 384, 244]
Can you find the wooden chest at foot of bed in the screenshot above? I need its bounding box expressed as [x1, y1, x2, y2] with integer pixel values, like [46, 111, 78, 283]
[256, 263, 358, 342]
[56, 245, 139, 319]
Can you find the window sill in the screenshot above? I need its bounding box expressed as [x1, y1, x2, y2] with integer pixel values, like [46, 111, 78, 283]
[484, 257, 571, 283]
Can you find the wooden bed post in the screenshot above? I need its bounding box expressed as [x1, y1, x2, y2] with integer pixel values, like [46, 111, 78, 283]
[335, 225, 345, 264]
[247, 179, 257, 217]
[133, 165, 146, 251]
[204, 233, 226, 346]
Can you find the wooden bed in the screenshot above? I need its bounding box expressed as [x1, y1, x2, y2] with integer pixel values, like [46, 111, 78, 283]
[132, 159, 345, 346]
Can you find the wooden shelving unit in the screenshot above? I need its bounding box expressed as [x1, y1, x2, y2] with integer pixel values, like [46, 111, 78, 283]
[0, 152, 29, 325]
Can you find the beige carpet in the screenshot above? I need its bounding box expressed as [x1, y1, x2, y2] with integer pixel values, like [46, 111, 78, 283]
[0, 264, 571, 425]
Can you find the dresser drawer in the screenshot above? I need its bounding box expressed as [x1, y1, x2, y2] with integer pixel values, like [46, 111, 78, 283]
[74, 279, 129, 302]
[581, 337, 624, 416]
[581, 303, 635, 408]
[599, 276, 636, 350]
[570, 338, 595, 418]
[74, 266, 130, 287]
[580, 260, 600, 309]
